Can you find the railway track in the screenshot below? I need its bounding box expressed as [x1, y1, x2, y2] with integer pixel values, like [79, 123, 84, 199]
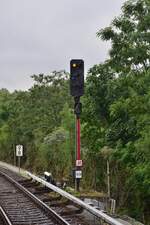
[0, 167, 125, 225]
[0, 168, 91, 225]
[0, 206, 12, 225]
[0, 169, 70, 225]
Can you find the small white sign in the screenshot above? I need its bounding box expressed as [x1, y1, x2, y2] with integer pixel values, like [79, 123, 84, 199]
[75, 170, 82, 179]
[16, 145, 23, 157]
[76, 160, 83, 167]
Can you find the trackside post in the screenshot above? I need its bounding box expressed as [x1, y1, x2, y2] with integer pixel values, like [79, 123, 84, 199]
[70, 59, 84, 191]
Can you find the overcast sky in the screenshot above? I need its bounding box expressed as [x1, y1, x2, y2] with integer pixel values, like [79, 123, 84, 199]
[0, 0, 125, 91]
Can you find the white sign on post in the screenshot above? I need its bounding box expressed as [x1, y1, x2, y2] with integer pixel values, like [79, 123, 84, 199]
[75, 170, 82, 179]
[76, 160, 83, 167]
[16, 145, 23, 157]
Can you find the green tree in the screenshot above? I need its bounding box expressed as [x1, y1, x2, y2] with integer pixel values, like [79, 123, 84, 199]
[97, 0, 150, 73]
[83, 0, 150, 223]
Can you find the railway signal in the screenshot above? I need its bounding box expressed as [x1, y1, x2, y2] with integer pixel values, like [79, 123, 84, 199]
[70, 59, 84, 192]
[70, 59, 84, 97]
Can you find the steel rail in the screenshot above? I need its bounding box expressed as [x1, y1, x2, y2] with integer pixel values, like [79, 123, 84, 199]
[27, 171, 124, 225]
[0, 206, 12, 225]
[0, 171, 70, 225]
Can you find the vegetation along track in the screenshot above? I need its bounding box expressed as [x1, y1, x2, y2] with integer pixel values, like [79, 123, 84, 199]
[0, 168, 70, 225]
[0, 168, 92, 225]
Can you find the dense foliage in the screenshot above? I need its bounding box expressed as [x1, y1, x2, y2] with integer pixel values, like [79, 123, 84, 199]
[0, 71, 75, 177]
[83, 0, 150, 223]
[0, 0, 149, 224]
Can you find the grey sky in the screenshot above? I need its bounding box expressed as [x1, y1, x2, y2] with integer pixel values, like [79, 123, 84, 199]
[0, 0, 125, 91]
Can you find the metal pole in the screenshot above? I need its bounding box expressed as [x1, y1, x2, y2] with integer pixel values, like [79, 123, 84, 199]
[74, 115, 77, 191]
[74, 97, 82, 192]
[14, 145, 16, 166]
[76, 118, 81, 160]
[76, 117, 81, 191]
[18, 156, 20, 173]
[107, 159, 110, 199]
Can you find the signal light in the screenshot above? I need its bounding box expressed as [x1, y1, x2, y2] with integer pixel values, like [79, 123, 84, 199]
[72, 63, 77, 68]
[70, 59, 84, 97]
